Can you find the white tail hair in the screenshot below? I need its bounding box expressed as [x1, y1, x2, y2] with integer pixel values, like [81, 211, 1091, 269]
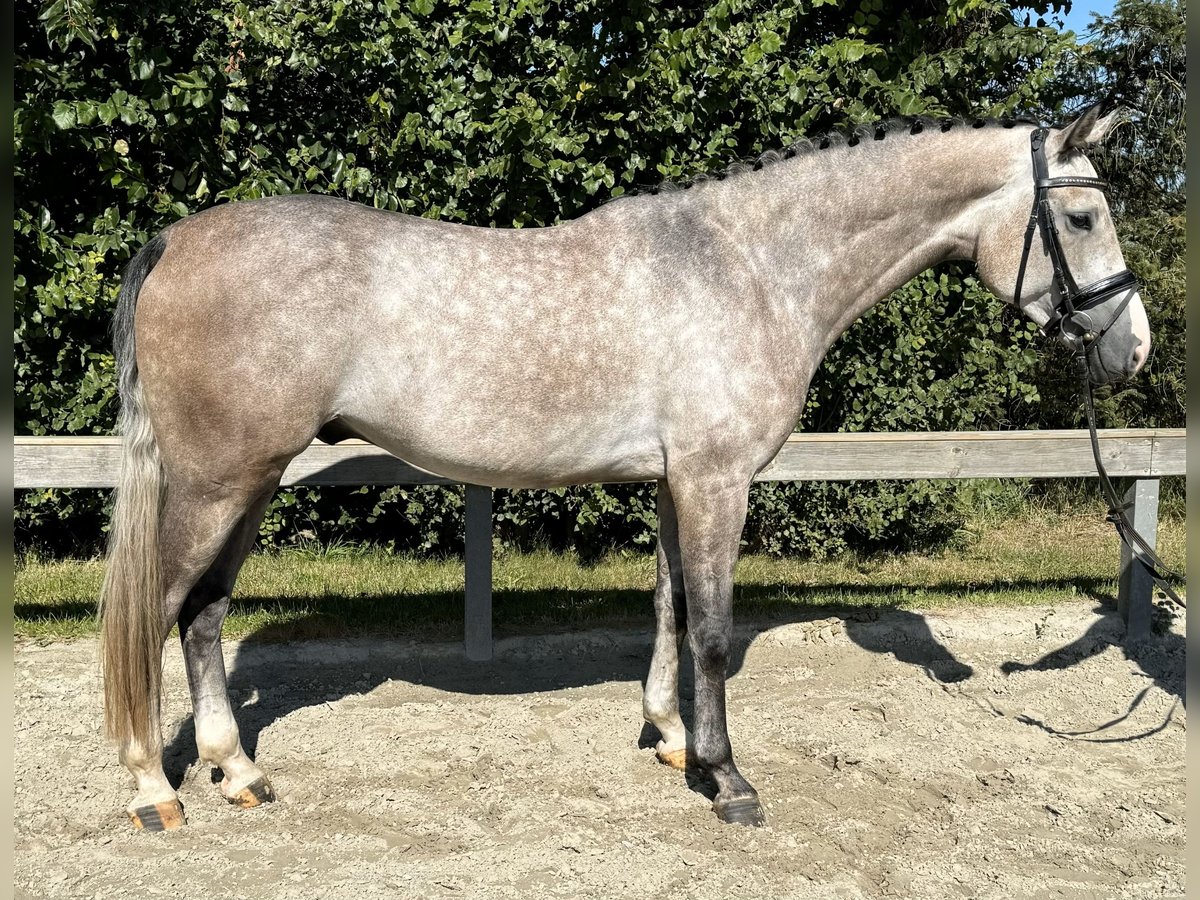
[99, 234, 167, 747]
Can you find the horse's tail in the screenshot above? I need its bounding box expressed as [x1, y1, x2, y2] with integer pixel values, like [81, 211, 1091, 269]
[99, 233, 168, 748]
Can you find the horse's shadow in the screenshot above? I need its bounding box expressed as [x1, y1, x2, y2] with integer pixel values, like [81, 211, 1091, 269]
[160, 577, 1182, 792]
[998, 595, 1185, 706]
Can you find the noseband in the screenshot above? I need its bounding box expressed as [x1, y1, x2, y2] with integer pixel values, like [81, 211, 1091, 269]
[1013, 127, 1139, 361]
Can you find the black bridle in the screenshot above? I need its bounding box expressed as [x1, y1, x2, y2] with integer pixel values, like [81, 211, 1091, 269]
[1013, 127, 1139, 347]
[1015, 127, 1184, 612]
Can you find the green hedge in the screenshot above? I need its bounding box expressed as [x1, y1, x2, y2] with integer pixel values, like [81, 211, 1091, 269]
[14, 0, 1182, 558]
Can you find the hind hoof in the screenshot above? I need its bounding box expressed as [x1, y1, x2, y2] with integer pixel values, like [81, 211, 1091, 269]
[129, 799, 186, 832]
[656, 747, 689, 770]
[226, 776, 276, 809]
[713, 796, 766, 827]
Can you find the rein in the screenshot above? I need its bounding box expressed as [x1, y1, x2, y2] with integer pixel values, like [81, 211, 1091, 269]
[1014, 126, 1184, 612]
[1079, 359, 1185, 610]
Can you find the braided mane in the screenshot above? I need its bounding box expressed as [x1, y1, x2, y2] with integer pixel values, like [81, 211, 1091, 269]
[626, 115, 1042, 198]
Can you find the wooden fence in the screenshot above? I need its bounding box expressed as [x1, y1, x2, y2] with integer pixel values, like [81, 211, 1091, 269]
[16, 428, 1185, 656]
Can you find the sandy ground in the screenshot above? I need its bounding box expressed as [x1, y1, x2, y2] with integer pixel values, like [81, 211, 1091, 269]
[15, 602, 1185, 899]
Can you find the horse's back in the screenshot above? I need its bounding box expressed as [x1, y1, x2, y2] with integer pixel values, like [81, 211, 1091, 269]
[132, 193, 793, 488]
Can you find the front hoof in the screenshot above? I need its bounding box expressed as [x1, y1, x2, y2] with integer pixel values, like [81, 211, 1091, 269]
[226, 776, 276, 809]
[656, 747, 689, 771]
[713, 796, 766, 827]
[129, 799, 186, 832]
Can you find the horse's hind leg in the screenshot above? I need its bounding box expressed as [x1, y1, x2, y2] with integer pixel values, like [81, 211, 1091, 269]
[177, 486, 277, 809]
[119, 480, 268, 829]
[643, 480, 692, 769]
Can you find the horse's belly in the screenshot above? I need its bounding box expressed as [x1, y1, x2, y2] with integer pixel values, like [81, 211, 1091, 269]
[336, 402, 667, 489]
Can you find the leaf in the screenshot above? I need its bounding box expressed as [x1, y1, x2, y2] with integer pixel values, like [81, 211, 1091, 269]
[51, 102, 76, 130]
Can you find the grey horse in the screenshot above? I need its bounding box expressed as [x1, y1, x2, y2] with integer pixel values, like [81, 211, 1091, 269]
[100, 104, 1149, 831]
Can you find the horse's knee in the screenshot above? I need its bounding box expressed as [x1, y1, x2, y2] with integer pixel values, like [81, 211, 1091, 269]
[688, 616, 732, 673]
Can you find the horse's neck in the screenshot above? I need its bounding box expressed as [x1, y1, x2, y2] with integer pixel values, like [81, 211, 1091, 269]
[700, 129, 1025, 361]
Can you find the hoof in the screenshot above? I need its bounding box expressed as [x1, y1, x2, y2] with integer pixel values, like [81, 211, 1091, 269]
[656, 747, 688, 771]
[129, 799, 186, 832]
[713, 796, 766, 827]
[226, 776, 276, 809]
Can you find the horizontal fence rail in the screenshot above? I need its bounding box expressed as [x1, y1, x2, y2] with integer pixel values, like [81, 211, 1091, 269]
[13, 428, 1186, 488]
[15, 429, 1185, 654]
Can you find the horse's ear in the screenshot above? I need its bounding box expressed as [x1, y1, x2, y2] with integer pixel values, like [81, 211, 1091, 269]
[1052, 103, 1126, 152]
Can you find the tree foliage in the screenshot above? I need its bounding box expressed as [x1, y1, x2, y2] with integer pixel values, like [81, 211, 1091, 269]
[16, 0, 1180, 557]
[1069, 0, 1185, 432]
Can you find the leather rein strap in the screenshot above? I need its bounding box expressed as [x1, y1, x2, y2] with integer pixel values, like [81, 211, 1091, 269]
[1080, 366, 1185, 609]
[1014, 127, 1184, 612]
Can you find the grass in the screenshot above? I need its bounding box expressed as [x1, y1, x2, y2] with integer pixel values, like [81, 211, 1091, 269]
[14, 510, 1186, 643]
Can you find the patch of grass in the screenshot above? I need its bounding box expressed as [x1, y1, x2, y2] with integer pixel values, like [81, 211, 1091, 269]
[14, 512, 1185, 643]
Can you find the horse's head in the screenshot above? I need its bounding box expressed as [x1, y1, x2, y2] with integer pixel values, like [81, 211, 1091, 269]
[976, 104, 1149, 385]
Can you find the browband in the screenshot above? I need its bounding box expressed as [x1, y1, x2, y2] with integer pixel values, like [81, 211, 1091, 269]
[1036, 176, 1108, 190]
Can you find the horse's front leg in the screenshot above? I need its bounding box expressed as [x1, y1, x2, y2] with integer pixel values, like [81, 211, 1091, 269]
[669, 468, 764, 826]
[643, 480, 692, 770]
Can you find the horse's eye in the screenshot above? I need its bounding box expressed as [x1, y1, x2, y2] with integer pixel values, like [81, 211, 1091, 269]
[1068, 213, 1093, 231]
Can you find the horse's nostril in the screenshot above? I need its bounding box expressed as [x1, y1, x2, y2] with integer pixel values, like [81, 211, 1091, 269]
[1131, 342, 1148, 371]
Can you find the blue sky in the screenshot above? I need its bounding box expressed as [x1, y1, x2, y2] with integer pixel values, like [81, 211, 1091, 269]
[1056, 0, 1117, 35]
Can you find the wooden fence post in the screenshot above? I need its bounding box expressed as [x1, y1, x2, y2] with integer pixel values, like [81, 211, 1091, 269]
[463, 484, 494, 660]
[1116, 478, 1158, 642]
